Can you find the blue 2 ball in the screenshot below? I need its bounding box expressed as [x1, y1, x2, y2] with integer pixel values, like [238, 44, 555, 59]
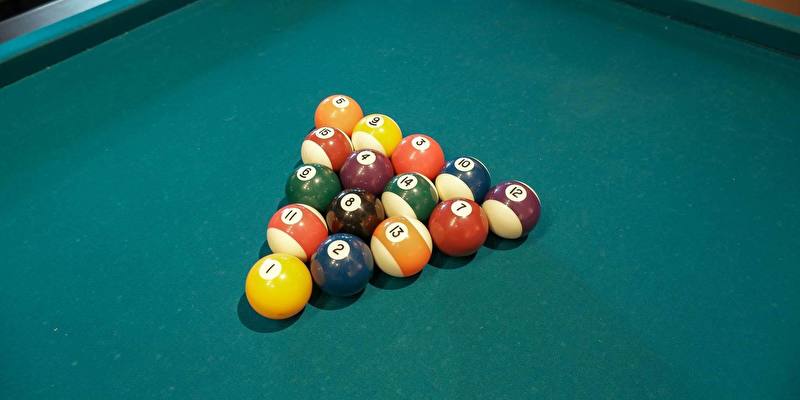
[310, 233, 374, 297]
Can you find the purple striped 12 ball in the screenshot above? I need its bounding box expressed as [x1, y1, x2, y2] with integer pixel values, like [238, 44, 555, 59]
[481, 180, 541, 239]
[434, 156, 491, 201]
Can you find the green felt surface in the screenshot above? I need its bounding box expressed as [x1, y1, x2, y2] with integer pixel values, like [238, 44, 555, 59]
[1, 0, 800, 398]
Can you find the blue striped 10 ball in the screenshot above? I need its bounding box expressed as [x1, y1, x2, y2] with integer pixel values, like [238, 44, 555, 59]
[434, 156, 491, 201]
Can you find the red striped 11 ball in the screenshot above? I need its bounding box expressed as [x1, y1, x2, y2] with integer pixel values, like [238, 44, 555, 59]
[267, 203, 329, 262]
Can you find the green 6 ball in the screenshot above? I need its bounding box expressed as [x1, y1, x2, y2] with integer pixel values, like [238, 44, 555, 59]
[285, 163, 341, 212]
[381, 173, 439, 221]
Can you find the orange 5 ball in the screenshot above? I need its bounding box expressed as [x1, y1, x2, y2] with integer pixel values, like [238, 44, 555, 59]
[314, 94, 364, 136]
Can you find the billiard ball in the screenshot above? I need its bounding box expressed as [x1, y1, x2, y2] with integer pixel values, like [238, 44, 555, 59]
[428, 199, 489, 257]
[370, 216, 432, 277]
[435, 156, 491, 201]
[245, 253, 311, 320]
[285, 163, 341, 212]
[267, 203, 329, 262]
[339, 149, 394, 196]
[481, 180, 541, 239]
[351, 114, 402, 156]
[391, 134, 445, 180]
[309, 233, 374, 296]
[301, 126, 354, 172]
[314, 94, 363, 136]
[326, 189, 386, 241]
[381, 173, 439, 221]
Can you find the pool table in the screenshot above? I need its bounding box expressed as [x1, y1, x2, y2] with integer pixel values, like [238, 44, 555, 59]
[1, 1, 799, 399]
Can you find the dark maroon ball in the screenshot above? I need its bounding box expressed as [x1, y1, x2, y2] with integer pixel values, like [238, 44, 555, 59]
[339, 149, 394, 195]
[326, 189, 386, 241]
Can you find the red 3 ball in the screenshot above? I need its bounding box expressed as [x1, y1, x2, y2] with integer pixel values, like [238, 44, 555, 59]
[391, 134, 445, 181]
[427, 199, 489, 257]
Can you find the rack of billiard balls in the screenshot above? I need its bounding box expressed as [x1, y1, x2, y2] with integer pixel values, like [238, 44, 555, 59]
[244, 94, 542, 320]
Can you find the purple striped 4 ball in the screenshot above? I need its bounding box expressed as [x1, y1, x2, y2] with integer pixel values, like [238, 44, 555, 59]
[481, 180, 541, 239]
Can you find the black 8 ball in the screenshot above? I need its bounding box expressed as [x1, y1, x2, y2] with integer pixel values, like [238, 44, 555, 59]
[326, 189, 386, 241]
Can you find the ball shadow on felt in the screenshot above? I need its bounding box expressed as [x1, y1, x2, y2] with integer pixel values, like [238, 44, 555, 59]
[308, 283, 363, 310]
[428, 248, 475, 269]
[483, 211, 549, 250]
[258, 240, 272, 259]
[369, 267, 420, 290]
[237, 293, 301, 333]
[274, 196, 290, 211]
[483, 233, 527, 250]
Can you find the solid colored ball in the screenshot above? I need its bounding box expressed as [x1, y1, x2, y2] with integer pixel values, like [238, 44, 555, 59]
[339, 149, 395, 196]
[381, 173, 439, 221]
[301, 126, 354, 172]
[351, 114, 402, 156]
[370, 216, 432, 277]
[245, 253, 312, 320]
[325, 189, 386, 241]
[285, 163, 341, 212]
[482, 180, 541, 239]
[309, 233, 374, 297]
[435, 156, 491, 201]
[314, 94, 363, 136]
[391, 134, 445, 180]
[428, 199, 489, 257]
[267, 203, 329, 262]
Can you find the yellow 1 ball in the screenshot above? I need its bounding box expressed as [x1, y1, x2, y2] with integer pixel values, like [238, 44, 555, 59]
[245, 253, 311, 320]
[351, 114, 402, 156]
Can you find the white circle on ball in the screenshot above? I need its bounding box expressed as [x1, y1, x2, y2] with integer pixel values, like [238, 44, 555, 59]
[451, 200, 473, 217]
[259, 259, 282, 280]
[332, 96, 350, 109]
[296, 165, 316, 181]
[385, 221, 409, 243]
[366, 115, 384, 129]
[326, 240, 351, 260]
[397, 174, 418, 190]
[356, 151, 377, 166]
[280, 207, 302, 225]
[505, 184, 527, 202]
[410, 136, 430, 151]
[340, 193, 362, 212]
[454, 157, 474, 172]
[314, 127, 335, 139]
